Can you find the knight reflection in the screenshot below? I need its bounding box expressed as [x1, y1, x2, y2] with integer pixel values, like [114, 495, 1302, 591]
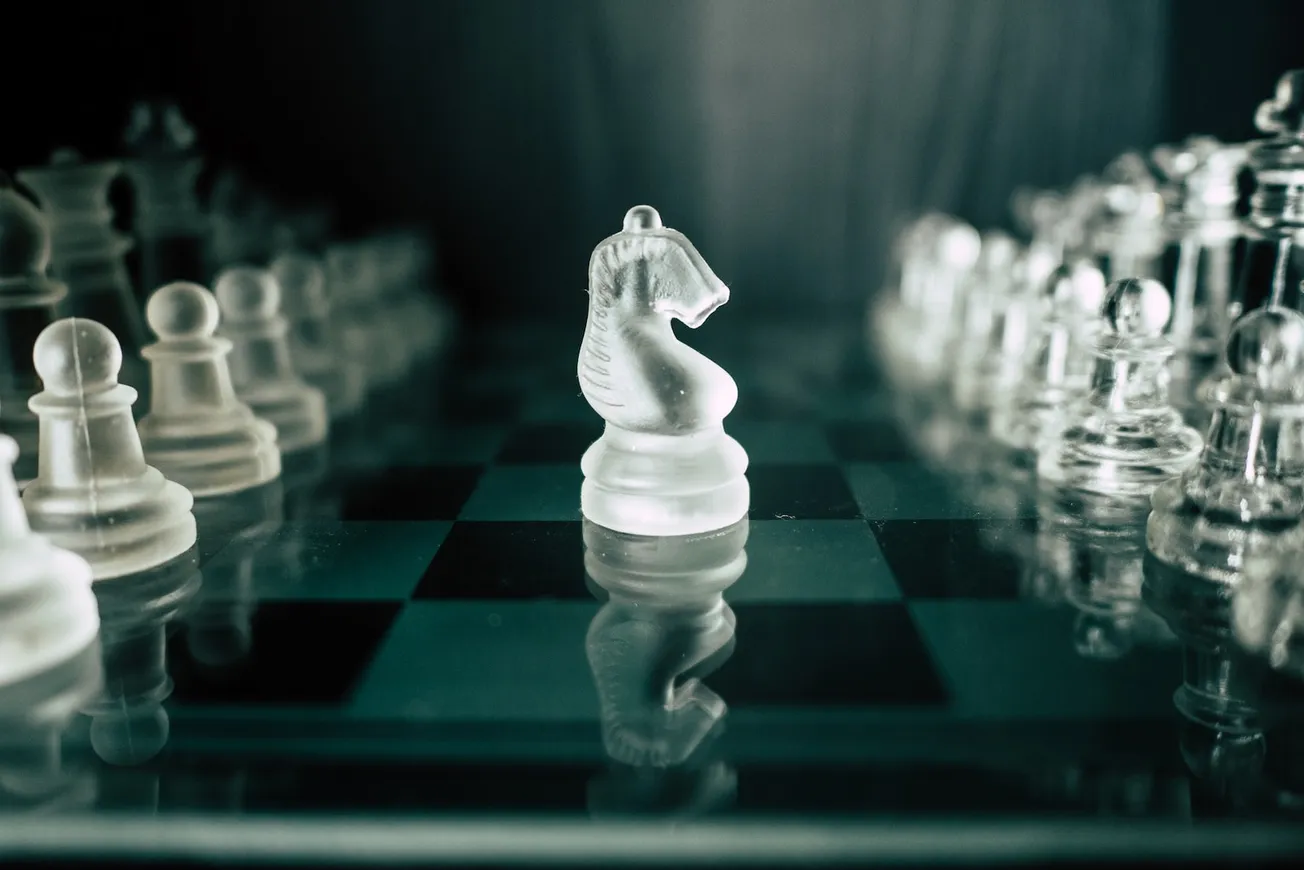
[583, 511, 746, 818]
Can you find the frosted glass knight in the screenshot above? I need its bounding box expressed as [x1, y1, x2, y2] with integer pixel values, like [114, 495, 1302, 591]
[578, 206, 749, 536]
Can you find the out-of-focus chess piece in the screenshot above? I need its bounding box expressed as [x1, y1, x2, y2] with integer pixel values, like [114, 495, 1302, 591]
[950, 231, 1024, 417]
[17, 149, 147, 392]
[1038, 278, 1203, 522]
[324, 241, 409, 393]
[0, 175, 66, 485]
[990, 259, 1107, 470]
[579, 206, 749, 537]
[584, 516, 745, 818]
[207, 169, 276, 273]
[83, 546, 200, 767]
[1153, 137, 1247, 428]
[1149, 307, 1304, 586]
[269, 251, 365, 420]
[0, 433, 102, 811]
[121, 100, 208, 293]
[1092, 152, 1167, 283]
[872, 214, 982, 392]
[214, 266, 328, 456]
[23, 318, 197, 579]
[1235, 546, 1304, 680]
[138, 281, 281, 497]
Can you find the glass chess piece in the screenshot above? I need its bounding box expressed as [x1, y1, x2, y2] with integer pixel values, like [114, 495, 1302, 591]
[17, 150, 148, 392]
[578, 206, 749, 537]
[83, 546, 200, 766]
[584, 517, 744, 817]
[213, 266, 328, 456]
[1148, 306, 1304, 585]
[1091, 152, 1167, 283]
[990, 258, 1107, 469]
[1153, 139, 1248, 429]
[1234, 544, 1304, 681]
[949, 230, 1023, 415]
[1194, 70, 1304, 410]
[22, 318, 197, 579]
[120, 100, 208, 293]
[0, 175, 66, 485]
[137, 281, 282, 497]
[1038, 277, 1203, 523]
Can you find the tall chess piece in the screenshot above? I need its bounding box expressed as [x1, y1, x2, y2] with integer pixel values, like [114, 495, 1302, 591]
[0, 175, 65, 485]
[579, 206, 748, 537]
[22, 318, 197, 579]
[121, 100, 208, 294]
[137, 281, 281, 497]
[214, 266, 328, 456]
[17, 150, 147, 390]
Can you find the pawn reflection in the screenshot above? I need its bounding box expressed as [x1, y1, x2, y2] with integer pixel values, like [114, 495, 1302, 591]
[583, 517, 746, 817]
[187, 480, 285, 670]
[83, 546, 201, 767]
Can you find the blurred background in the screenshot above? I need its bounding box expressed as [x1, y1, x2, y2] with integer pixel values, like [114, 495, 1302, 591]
[6, 0, 1301, 322]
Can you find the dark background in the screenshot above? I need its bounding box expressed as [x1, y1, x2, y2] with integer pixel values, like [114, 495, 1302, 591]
[4, 0, 1301, 322]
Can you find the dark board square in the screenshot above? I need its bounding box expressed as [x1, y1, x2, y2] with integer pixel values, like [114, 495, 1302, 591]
[710, 603, 947, 707]
[495, 422, 603, 463]
[826, 421, 914, 462]
[747, 464, 861, 520]
[169, 601, 401, 707]
[339, 465, 483, 521]
[870, 518, 1031, 600]
[414, 521, 587, 600]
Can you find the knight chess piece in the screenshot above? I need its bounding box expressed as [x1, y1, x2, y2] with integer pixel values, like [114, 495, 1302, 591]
[213, 266, 328, 455]
[578, 206, 749, 537]
[136, 281, 281, 497]
[22, 318, 197, 579]
[0, 175, 65, 485]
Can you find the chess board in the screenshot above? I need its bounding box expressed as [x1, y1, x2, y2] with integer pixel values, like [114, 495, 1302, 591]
[13, 317, 1304, 867]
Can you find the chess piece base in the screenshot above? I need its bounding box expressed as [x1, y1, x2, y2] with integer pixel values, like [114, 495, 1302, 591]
[24, 468, 197, 580]
[246, 389, 328, 455]
[139, 415, 281, 498]
[581, 425, 749, 537]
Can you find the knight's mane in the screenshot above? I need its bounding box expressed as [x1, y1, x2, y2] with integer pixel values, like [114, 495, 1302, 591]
[587, 229, 717, 311]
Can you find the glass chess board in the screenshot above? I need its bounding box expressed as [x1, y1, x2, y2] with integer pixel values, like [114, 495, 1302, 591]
[3, 318, 1304, 869]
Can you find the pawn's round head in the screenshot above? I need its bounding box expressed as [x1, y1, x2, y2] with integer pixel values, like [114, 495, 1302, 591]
[0, 181, 52, 277]
[213, 266, 281, 323]
[270, 253, 327, 309]
[33, 318, 122, 396]
[146, 281, 220, 340]
[1045, 261, 1107, 315]
[622, 205, 663, 233]
[1225, 306, 1304, 393]
[936, 221, 982, 269]
[1101, 277, 1171, 337]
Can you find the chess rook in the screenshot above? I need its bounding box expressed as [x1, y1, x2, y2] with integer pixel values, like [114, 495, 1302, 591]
[137, 281, 281, 497]
[0, 177, 66, 485]
[579, 206, 749, 536]
[214, 266, 328, 455]
[22, 318, 197, 579]
[0, 434, 101, 697]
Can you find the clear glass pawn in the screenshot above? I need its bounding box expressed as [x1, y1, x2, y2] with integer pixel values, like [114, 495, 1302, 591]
[1038, 278, 1203, 521]
[990, 259, 1107, 465]
[1148, 306, 1304, 585]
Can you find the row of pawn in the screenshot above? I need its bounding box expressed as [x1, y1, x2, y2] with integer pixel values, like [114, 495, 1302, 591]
[872, 69, 1304, 737]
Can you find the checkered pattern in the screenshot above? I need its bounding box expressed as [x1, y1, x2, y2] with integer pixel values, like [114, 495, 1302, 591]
[155, 321, 1206, 812]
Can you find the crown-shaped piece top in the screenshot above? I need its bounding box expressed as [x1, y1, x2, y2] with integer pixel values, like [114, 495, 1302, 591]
[1247, 70, 1304, 179]
[123, 99, 198, 157]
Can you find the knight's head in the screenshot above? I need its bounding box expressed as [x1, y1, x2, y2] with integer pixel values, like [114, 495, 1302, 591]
[588, 206, 729, 328]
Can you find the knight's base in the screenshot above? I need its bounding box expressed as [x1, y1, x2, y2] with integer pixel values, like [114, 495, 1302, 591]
[580, 425, 749, 537]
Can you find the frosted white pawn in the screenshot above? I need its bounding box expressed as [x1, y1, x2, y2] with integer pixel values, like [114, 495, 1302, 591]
[214, 266, 327, 455]
[578, 206, 749, 536]
[22, 318, 196, 579]
[269, 252, 365, 419]
[0, 435, 101, 693]
[137, 282, 281, 497]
